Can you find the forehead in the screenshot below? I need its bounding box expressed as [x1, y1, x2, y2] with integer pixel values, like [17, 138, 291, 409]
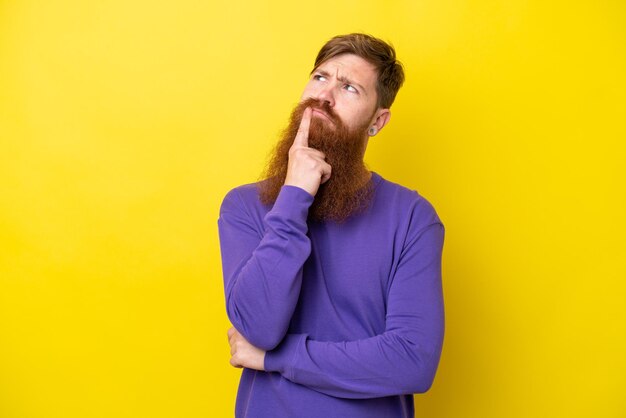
[315, 53, 378, 90]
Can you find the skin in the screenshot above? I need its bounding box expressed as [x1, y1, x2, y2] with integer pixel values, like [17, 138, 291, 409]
[227, 327, 265, 370]
[228, 53, 393, 371]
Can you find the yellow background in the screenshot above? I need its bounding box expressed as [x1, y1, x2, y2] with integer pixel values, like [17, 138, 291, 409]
[1, 1, 624, 417]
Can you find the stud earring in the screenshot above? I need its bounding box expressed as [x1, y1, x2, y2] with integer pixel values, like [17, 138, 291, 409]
[368, 127, 377, 136]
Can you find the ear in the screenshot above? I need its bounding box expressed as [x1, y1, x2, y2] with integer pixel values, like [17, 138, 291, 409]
[369, 108, 391, 136]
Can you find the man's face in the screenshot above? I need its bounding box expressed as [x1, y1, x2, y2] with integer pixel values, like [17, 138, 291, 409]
[258, 53, 387, 223]
[300, 53, 380, 134]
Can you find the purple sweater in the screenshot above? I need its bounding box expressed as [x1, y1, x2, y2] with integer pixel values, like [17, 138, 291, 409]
[217, 171, 445, 418]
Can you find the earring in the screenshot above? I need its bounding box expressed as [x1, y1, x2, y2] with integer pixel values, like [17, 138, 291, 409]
[368, 127, 377, 136]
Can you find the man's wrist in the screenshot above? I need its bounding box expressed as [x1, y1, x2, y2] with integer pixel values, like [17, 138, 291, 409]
[266, 186, 315, 225]
[264, 334, 305, 377]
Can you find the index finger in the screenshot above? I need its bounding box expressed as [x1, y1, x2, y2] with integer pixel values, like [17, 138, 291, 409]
[293, 107, 312, 147]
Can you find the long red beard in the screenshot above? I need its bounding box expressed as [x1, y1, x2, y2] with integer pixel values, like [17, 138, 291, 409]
[258, 98, 375, 223]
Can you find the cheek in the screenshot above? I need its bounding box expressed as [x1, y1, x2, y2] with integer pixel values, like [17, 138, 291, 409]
[300, 83, 318, 100]
[340, 107, 368, 130]
[332, 109, 350, 127]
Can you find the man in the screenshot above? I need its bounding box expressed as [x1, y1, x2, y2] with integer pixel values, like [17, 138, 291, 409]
[218, 33, 445, 418]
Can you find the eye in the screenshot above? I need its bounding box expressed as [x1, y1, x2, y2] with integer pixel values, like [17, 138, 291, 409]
[313, 74, 327, 81]
[344, 84, 358, 93]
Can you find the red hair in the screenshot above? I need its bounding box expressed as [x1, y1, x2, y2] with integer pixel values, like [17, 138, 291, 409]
[312, 33, 405, 109]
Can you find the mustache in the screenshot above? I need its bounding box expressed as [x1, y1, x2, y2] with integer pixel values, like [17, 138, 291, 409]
[299, 97, 341, 125]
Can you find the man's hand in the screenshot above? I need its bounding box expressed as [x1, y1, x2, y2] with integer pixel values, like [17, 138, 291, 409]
[227, 327, 266, 371]
[284, 107, 332, 197]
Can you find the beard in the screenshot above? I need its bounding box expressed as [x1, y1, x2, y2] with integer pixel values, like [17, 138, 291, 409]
[258, 97, 375, 223]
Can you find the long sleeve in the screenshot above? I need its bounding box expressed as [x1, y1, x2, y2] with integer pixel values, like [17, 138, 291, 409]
[264, 221, 445, 399]
[217, 185, 314, 350]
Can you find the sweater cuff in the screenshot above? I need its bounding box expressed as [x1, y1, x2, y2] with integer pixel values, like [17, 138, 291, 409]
[269, 185, 315, 222]
[264, 334, 306, 378]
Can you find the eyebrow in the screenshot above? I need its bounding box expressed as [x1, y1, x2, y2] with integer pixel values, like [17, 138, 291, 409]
[316, 69, 367, 95]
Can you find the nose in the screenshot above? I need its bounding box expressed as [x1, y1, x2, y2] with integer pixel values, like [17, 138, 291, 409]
[312, 83, 335, 108]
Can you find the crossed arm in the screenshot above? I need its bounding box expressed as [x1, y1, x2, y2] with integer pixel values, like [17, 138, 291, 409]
[218, 187, 445, 399]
